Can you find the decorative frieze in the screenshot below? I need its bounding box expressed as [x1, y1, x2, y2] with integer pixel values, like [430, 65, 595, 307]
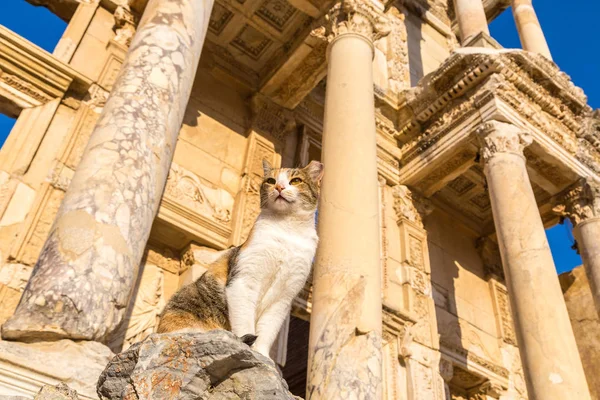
[385, 6, 410, 93]
[165, 163, 234, 225]
[251, 94, 296, 145]
[492, 282, 517, 346]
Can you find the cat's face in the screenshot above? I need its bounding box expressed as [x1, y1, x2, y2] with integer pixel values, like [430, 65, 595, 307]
[260, 160, 324, 214]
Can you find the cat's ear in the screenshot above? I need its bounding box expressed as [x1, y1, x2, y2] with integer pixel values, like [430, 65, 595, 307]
[305, 161, 324, 184]
[262, 159, 273, 177]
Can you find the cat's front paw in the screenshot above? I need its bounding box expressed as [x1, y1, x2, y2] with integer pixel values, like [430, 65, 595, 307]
[252, 344, 271, 358]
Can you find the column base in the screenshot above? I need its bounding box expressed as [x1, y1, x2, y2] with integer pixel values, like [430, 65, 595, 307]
[0, 339, 113, 399]
[462, 32, 503, 49]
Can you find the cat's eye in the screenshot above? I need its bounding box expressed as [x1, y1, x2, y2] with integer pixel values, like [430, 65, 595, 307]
[266, 178, 276, 185]
[290, 177, 303, 185]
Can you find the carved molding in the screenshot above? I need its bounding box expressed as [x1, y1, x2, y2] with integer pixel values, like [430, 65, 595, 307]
[488, 279, 517, 347]
[251, 94, 297, 144]
[441, 339, 510, 379]
[392, 185, 433, 228]
[476, 121, 532, 163]
[553, 177, 600, 226]
[146, 246, 181, 274]
[385, 6, 410, 93]
[325, 0, 391, 43]
[113, 6, 137, 47]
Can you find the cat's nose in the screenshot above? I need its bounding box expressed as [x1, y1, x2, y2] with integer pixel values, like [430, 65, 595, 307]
[275, 184, 284, 193]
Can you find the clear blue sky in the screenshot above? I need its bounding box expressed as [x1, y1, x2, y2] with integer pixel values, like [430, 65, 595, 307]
[0, 0, 596, 274]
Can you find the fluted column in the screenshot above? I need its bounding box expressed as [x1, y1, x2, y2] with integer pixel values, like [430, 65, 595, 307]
[307, 2, 389, 398]
[554, 178, 600, 317]
[512, 0, 552, 60]
[2, 0, 214, 342]
[477, 121, 590, 400]
[452, 0, 490, 43]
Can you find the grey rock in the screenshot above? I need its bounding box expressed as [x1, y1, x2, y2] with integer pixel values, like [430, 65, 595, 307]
[97, 330, 301, 399]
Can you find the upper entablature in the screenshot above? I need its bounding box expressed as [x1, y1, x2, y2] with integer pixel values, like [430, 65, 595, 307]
[393, 48, 597, 233]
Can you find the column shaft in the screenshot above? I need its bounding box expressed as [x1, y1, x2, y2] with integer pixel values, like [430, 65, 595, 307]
[2, 0, 214, 341]
[307, 2, 388, 398]
[453, 0, 490, 43]
[512, 0, 552, 59]
[575, 218, 600, 316]
[554, 178, 600, 317]
[479, 121, 590, 400]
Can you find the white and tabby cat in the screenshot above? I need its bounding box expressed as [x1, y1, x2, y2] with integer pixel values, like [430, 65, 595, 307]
[158, 160, 323, 357]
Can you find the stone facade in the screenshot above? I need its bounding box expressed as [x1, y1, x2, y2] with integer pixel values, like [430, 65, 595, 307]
[0, 0, 597, 399]
[560, 266, 600, 400]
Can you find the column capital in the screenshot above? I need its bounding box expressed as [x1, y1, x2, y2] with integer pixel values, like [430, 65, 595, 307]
[325, 0, 391, 44]
[553, 177, 600, 226]
[476, 121, 533, 163]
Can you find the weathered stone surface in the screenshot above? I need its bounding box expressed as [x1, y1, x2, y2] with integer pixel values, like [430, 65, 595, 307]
[0, 339, 113, 398]
[0, 382, 81, 400]
[2, 0, 215, 342]
[97, 330, 299, 400]
[34, 383, 80, 400]
[560, 266, 600, 400]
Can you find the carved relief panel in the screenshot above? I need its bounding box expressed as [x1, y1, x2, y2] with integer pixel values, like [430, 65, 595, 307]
[391, 185, 437, 347]
[489, 280, 517, 347]
[230, 131, 280, 245]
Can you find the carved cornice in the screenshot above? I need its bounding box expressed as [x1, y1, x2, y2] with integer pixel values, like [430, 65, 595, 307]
[325, 0, 391, 43]
[392, 185, 433, 228]
[476, 121, 532, 163]
[396, 50, 595, 171]
[0, 25, 93, 111]
[553, 177, 600, 226]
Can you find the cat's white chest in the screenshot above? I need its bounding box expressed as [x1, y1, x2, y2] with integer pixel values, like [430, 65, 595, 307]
[233, 218, 317, 305]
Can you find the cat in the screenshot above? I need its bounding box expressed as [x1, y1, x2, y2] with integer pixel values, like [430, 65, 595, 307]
[157, 159, 324, 358]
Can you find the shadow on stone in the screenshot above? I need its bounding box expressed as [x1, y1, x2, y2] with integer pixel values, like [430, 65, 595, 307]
[96, 330, 301, 399]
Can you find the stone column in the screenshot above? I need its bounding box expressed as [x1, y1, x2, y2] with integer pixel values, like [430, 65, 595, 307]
[2, 0, 214, 342]
[554, 177, 600, 317]
[306, 2, 389, 399]
[477, 121, 591, 400]
[452, 0, 490, 43]
[512, 0, 552, 60]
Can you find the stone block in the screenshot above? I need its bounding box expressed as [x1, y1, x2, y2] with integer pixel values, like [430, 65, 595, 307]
[0, 339, 113, 399]
[97, 330, 299, 400]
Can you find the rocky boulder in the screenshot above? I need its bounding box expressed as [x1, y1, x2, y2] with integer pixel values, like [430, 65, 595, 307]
[97, 330, 300, 399]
